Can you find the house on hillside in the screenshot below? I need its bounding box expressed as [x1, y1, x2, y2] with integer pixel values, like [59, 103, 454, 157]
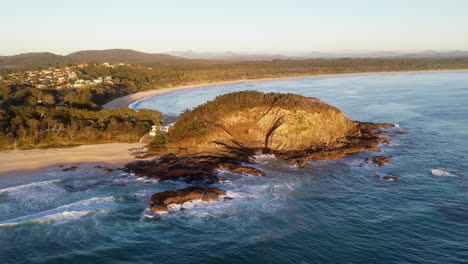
[149, 123, 175, 136]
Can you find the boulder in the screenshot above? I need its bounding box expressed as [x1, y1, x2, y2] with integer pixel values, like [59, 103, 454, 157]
[383, 176, 401, 181]
[149, 186, 228, 213]
[62, 166, 78, 172]
[366, 156, 391, 167]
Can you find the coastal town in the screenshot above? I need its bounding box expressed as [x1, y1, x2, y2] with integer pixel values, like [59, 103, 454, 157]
[0, 62, 152, 90]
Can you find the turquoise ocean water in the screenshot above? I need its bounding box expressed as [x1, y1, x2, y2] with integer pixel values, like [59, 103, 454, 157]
[1, 72, 467, 263]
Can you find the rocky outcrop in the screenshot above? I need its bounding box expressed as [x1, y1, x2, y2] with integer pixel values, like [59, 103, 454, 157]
[365, 155, 391, 167]
[167, 91, 359, 154]
[165, 92, 394, 166]
[125, 153, 264, 184]
[149, 186, 228, 213]
[125, 92, 400, 213]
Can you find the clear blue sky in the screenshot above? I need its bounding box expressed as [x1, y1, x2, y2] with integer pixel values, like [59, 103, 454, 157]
[1, 0, 467, 55]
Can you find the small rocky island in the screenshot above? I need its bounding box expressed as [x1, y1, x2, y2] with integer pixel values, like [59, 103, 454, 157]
[125, 91, 396, 213]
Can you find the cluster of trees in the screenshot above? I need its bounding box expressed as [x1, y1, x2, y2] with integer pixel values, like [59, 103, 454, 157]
[0, 83, 106, 110]
[0, 84, 58, 107]
[0, 106, 161, 150]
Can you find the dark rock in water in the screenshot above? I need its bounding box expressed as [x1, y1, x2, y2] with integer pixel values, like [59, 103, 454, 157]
[149, 186, 228, 213]
[382, 176, 401, 181]
[103, 169, 115, 173]
[287, 159, 308, 167]
[125, 153, 264, 184]
[365, 156, 391, 167]
[218, 162, 265, 176]
[62, 166, 78, 172]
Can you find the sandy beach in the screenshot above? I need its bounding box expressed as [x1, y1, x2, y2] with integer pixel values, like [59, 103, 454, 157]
[102, 69, 468, 109]
[0, 143, 146, 176]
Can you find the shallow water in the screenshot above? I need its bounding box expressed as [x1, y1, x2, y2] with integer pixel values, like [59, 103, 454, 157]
[1, 72, 468, 263]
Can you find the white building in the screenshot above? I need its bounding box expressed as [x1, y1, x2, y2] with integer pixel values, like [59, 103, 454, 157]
[149, 123, 175, 136]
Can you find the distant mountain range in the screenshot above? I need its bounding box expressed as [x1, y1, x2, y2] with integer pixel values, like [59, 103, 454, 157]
[2, 49, 468, 71]
[396, 50, 468, 58]
[166, 50, 306, 60]
[167, 50, 468, 60]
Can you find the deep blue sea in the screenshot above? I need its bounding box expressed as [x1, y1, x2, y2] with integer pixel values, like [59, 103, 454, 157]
[1, 72, 467, 264]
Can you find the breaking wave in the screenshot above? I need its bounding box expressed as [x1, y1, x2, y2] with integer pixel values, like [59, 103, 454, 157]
[0, 179, 61, 194]
[431, 169, 459, 177]
[0, 197, 115, 227]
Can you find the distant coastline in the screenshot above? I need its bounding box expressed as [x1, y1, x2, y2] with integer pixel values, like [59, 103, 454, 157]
[2, 69, 468, 177]
[103, 69, 468, 109]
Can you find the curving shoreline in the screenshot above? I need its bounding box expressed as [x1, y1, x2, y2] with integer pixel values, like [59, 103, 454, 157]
[103, 69, 468, 109]
[1, 69, 467, 177]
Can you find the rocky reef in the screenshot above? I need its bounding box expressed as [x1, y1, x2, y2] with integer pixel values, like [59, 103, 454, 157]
[125, 91, 398, 213]
[125, 153, 264, 184]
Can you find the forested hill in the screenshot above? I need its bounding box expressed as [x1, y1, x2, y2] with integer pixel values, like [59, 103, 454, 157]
[67, 49, 192, 65]
[0, 52, 73, 70]
[0, 49, 197, 70]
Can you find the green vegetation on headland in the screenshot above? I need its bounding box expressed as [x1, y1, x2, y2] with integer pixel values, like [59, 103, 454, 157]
[0, 106, 161, 150]
[168, 91, 342, 144]
[162, 91, 360, 156]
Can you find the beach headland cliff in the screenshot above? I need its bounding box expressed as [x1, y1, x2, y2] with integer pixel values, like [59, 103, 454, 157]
[125, 91, 396, 213]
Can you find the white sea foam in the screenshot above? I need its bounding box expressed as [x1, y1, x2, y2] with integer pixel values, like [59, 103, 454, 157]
[111, 176, 159, 185]
[252, 154, 276, 165]
[253, 154, 276, 159]
[0, 196, 115, 226]
[0, 211, 94, 227]
[431, 169, 458, 177]
[160, 198, 218, 213]
[394, 123, 402, 129]
[134, 177, 160, 183]
[0, 180, 60, 194]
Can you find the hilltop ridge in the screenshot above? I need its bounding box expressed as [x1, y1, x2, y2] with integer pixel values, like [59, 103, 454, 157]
[66, 49, 187, 65]
[0, 49, 191, 70]
[3, 48, 468, 71]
